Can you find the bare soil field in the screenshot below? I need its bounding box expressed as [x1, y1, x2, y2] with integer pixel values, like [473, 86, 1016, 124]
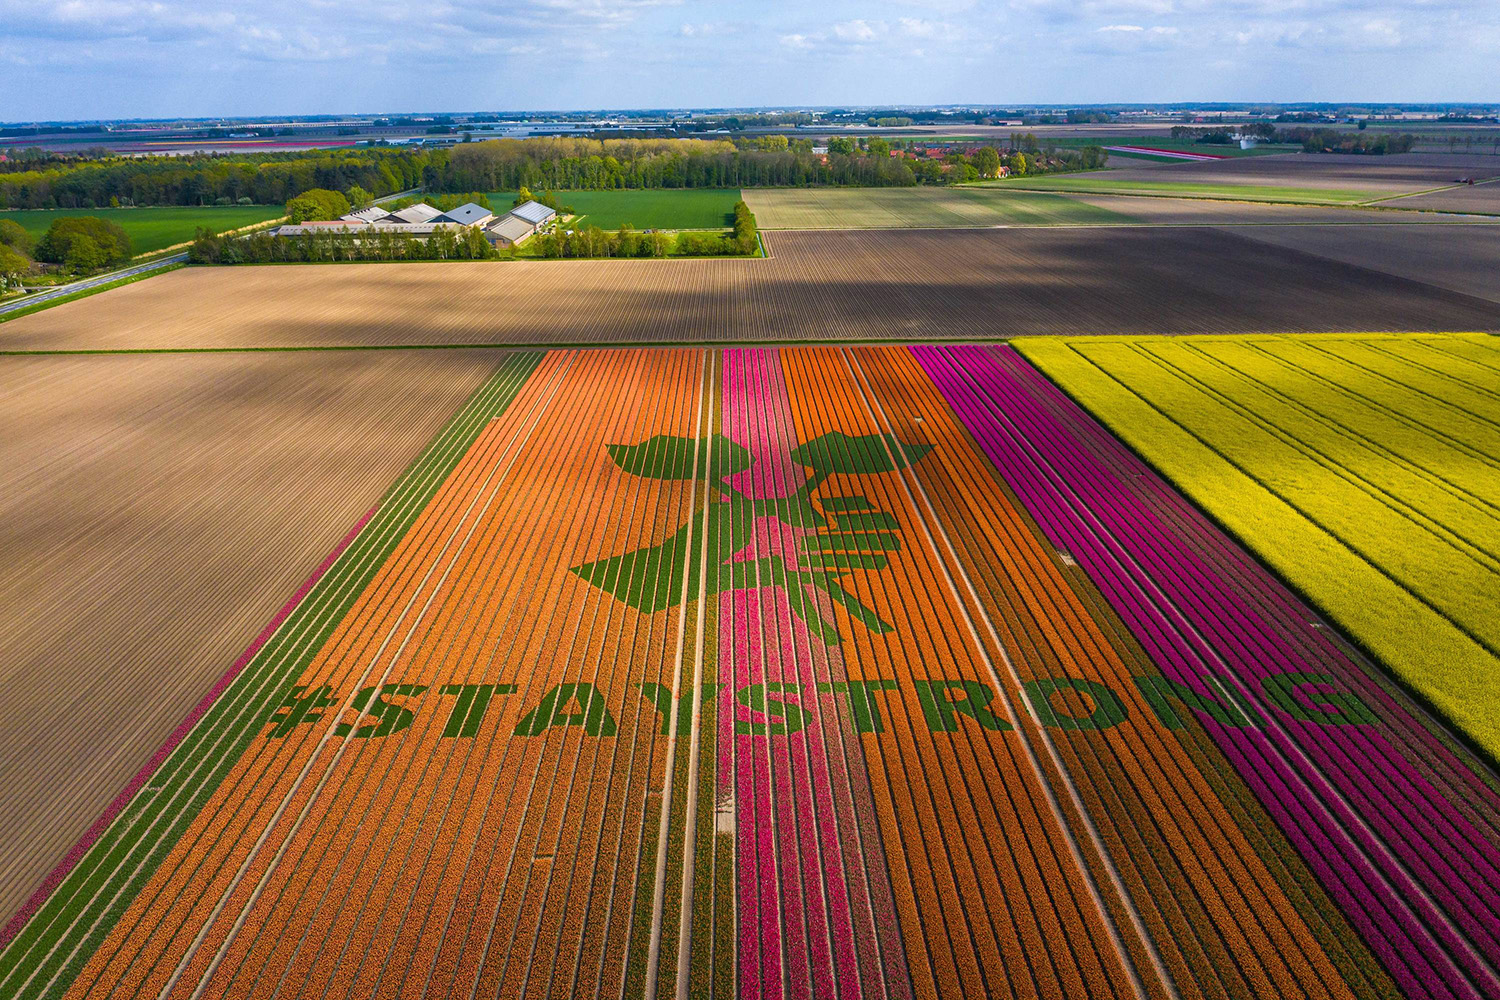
[0, 349, 501, 923]
[1090, 152, 1500, 196]
[995, 152, 1500, 206]
[3, 229, 1495, 352]
[1063, 192, 1500, 225]
[1226, 224, 1500, 302]
[743, 186, 1130, 228]
[1381, 179, 1500, 215]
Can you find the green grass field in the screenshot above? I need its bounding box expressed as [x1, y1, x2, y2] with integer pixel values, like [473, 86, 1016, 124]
[982, 174, 1369, 204]
[742, 186, 1133, 229]
[1017, 332, 1500, 758]
[488, 189, 743, 230]
[0, 205, 286, 256]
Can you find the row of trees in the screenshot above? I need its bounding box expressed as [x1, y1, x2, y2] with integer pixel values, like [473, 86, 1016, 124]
[188, 201, 760, 266]
[0, 148, 436, 210]
[1168, 123, 1418, 154]
[533, 201, 759, 260]
[188, 225, 497, 264]
[4, 132, 1111, 215]
[435, 137, 1100, 192]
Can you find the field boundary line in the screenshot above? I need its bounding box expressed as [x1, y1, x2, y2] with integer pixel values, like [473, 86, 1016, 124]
[643, 351, 711, 998]
[843, 346, 1170, 1000]
[1361, 176, 1500, 206]
[0, 506, 374, 953]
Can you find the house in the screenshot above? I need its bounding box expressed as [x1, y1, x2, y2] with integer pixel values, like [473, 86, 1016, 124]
[486, 215, 536, 247]
[434, 202, 495, 227]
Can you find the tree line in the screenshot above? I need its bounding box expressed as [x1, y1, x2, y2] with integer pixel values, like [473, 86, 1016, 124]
[3, 133, 1108, 214]
[0, 148, 436, 210]
[436, 137, 1102, 191]
[1169, 123, 1418, 154]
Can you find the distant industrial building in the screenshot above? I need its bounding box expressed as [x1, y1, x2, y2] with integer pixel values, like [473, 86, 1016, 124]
[272, 200, 558, 246]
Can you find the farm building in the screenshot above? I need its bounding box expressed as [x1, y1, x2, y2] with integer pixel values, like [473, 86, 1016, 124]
[486, 215, 536, 247]
[484, 201, 559, 246]
[340, 206, 389, 224]
[273, 199, 556, 244]
[434, 202, 495, 227]
[381, 203, 445, 224]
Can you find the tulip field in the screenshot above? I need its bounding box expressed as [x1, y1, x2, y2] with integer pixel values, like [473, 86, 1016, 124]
[3, 342, 1498, 1000]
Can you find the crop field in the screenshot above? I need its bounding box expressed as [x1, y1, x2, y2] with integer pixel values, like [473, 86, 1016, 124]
[743, 188, 1132, 229]
[3, 344, 1499, 1000]
[0, 205, 286, 256]
[0, 350, 505, 924]
[1058, 194, 1500, 226]
[488, 190, 744, 230]
[989, 175, 1372, 205]
[4, 229, 1497, 353]
[1225, 225, 1500, 302]
[1383, 181, 1500, 216]
[1017, 332, 1500, 759]
[996, 153, 1500, 205]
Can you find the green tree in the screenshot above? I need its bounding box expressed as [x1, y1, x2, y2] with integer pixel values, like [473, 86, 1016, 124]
[34, 216, 131, 266]
[284, 188, 351, 224]
[345, 184, 374, 209]
[0, 218, 32, 253]
[828, 137, 856, 156]
[0, 244, 32, 290]
[64, 233, 105, 273]
[867, 137, 891, 158]
[971, 146, 1001, 178]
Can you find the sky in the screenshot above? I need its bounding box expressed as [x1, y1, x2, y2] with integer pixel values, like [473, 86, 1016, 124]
[3, 0, 1496, 121]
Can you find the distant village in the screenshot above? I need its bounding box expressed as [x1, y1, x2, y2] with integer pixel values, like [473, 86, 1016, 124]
[274, 199, 558, 248]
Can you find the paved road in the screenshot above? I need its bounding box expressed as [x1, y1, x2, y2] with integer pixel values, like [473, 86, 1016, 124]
[0, 253, 187, 317]
[0, 190, 426, 319]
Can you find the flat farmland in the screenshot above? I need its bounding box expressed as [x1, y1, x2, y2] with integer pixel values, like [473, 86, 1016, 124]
[743, 187, 1131, 228]
[3, 229, 1497, 352]
[1018, 333, 1500, 757]
[1061, 193, 1500, 226]
[5, 345, 1499, 1000]
[0, 205, 286, 256]
[992, 152, 1500, 205]
[0, 349, 502, 926]
[1382, 180, 1500, 216]
[1226, 224, 1500, 302]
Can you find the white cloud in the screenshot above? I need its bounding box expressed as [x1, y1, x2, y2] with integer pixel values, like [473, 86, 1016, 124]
[832, 19, 882, 43]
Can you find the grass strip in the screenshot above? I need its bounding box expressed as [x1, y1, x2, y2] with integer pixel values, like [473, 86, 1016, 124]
[0, 351, 547, 999]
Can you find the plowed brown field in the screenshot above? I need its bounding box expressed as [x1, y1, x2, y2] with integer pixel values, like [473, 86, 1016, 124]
[2, 229, 1496, 352]
[0, 349, 502, 923]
